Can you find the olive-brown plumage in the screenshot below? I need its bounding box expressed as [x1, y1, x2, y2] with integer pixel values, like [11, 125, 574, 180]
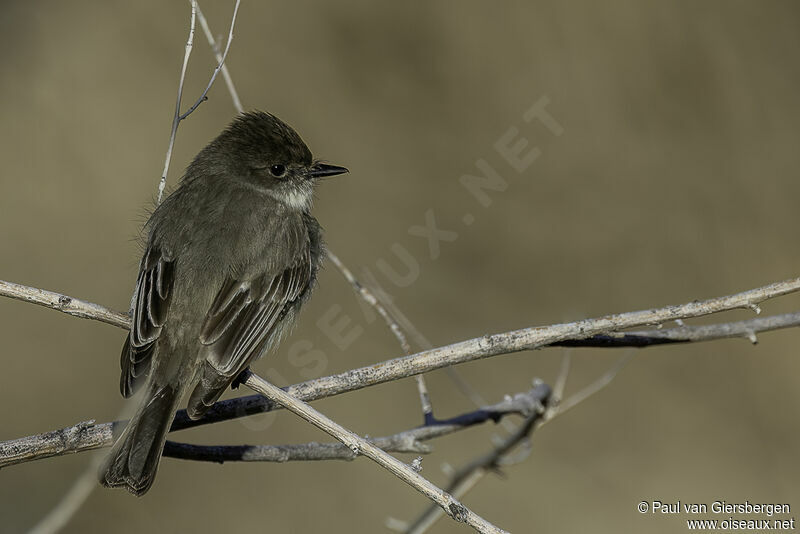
[100, 111, 347, 496]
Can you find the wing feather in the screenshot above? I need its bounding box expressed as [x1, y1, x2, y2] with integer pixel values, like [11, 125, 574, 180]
[200, 281, 252, 346]
[187, 250, 312, 418]
[120, 247, 175, 398]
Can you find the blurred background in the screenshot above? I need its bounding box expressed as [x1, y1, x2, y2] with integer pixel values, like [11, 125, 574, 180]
[1, 1, 799, 532]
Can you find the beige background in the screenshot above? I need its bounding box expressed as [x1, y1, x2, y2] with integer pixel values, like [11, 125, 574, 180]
[1, 1, 799, 533]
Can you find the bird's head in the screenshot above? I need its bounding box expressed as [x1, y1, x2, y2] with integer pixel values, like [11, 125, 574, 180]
[187, 110, 348, 211]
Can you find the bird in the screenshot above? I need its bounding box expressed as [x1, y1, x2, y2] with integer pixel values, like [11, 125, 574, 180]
[99, 111, 347, 496]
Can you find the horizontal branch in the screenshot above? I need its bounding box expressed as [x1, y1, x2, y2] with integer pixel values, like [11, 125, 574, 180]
[163, 382, 550, 463]
[0, 383, 550, 468]
[6, 277, 793, 352]
[1, 277, 799, 468]
[173, 279, 800, 430]
[0, 279, 128, 329]
[552, 311, 800, 347]
[0, 420, 116, 469]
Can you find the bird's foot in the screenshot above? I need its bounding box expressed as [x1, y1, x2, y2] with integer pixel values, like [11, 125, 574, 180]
[231, 367, 250, 390]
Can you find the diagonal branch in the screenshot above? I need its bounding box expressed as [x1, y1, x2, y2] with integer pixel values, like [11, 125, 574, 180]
[241, 370, 509, 534]
[326, 251, 434, 419]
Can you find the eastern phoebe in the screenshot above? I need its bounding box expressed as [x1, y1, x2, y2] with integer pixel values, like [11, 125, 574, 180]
[100, 111, 347, 496]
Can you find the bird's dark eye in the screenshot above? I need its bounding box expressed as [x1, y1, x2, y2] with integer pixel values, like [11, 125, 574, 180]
[270, 164, 286, 177]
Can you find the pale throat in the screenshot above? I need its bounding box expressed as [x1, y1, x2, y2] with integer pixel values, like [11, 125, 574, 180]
[268, 184, 313, 212]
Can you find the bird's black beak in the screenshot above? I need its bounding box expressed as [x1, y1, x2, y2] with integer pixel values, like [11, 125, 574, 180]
[308, 163, 349, 179]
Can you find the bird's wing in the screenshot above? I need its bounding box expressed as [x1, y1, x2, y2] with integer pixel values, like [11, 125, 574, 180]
[187, 247, 313, 418]
[120, 246, 175, 398]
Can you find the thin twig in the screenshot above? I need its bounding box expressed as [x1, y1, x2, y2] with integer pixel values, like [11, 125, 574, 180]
[241, 370, 508, 534]
[328, 253, 412, 354]
[401, 350, 628, 533]
[552, 352, 571, 405]
[27, 460, 101, 534]
[158, 1, 197, 204]
[404, 384, 550, 534]
[157, 0, 240, 204]
[410, 349, 631, 534]
[327, 252, 436, 419]
[362, 270, 492, 412]
[398, 361, 571, 533]
[195, 1, 243, 114]
[551, 354, 632, 418]
[178, 0, 241, 121]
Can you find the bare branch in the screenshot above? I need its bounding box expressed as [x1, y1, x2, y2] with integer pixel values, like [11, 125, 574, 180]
[0, 421, 115, 468]
[551, 354, 632, 417]
[162, 383, 551, 463]
[2, 277, 799, 467]
[158, 0, 197, 203]
[178, 0, 242, 121]
[241, 370, 508, 534]
[327, 252, 436, 420]
[213, 277, 798, 415]
[156, 0, 241, 204]
[328, 251, 412, 355]
[552, 352, 571, 403]
[25, 402, 137, 534]
[404, 384, 550, 534]
[195, 1, 243, 114]
[361, 270, 509, 428]
[0, 279, 128, 329]
[552, 312, 800, 347]
[5, 267, 783, 354]
[0, 384, 549, 468]
[0, 382, 551, 468]
[401, 350, 630, 533]
[164, 438, 425, 464]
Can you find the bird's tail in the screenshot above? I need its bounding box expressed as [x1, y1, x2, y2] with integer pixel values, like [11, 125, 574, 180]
[99, 383, 182, 496]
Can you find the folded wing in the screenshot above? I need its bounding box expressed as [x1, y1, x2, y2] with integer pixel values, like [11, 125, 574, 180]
[186, 248, 312, 419]
[119, 246, 175, 398]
